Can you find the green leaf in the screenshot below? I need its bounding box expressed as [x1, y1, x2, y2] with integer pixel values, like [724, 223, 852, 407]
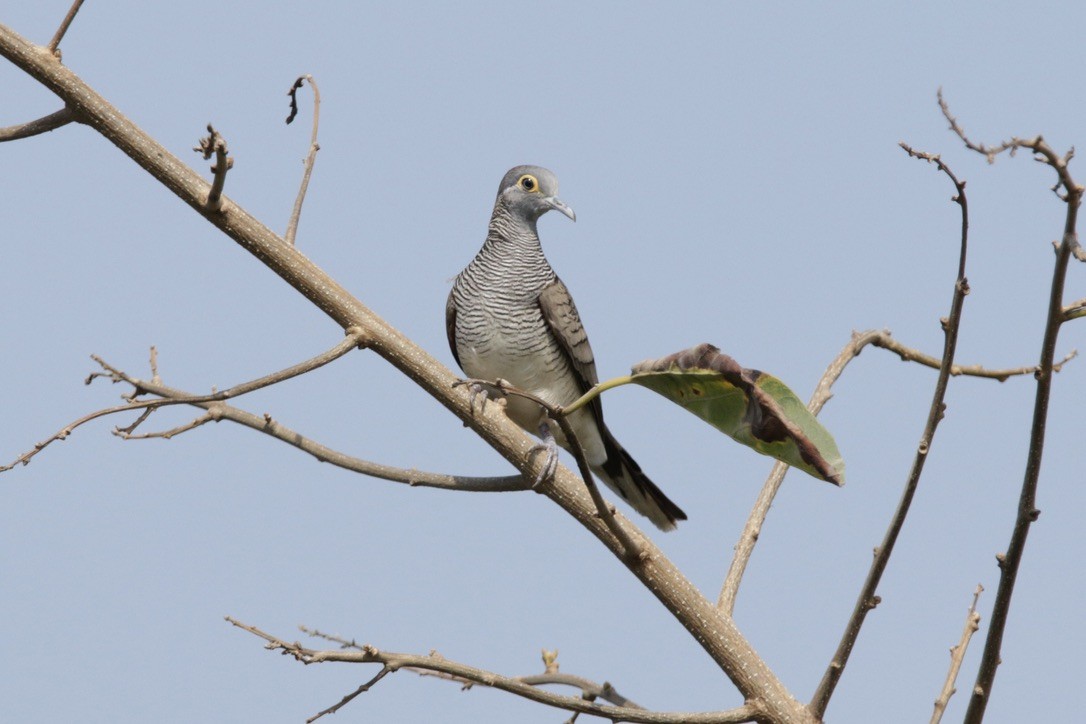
[627, 343, 845, 485]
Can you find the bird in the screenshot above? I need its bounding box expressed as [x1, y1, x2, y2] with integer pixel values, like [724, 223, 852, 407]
[446, 165, 687, 531]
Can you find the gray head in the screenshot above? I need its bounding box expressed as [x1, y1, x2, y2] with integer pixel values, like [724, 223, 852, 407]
[495, 165, 576, 223]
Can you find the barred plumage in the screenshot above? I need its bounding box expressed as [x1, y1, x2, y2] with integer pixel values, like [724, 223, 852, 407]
[447, 166, 686, 531]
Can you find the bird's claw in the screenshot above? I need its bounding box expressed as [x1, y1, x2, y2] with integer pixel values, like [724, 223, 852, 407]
[453, 378, 492, 417]
[528, 421, 560, 488]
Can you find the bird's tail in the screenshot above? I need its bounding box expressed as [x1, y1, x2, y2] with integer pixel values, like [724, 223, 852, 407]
[593, 429, 687, 532]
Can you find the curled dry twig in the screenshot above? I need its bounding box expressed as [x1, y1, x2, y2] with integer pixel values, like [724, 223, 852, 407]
[285, 75, 321, 246]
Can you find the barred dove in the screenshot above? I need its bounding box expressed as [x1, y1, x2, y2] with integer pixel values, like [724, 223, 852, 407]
[446, 165, 686, 530]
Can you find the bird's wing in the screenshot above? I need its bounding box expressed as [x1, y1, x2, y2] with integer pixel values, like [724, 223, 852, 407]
[445, 288, 462, 370]
[538, 277, 601, 394]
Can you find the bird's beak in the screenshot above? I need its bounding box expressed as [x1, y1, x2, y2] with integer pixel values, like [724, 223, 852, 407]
[545, 196, 576, 222]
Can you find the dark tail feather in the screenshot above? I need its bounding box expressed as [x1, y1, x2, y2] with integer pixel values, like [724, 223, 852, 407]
[596, 428, 687, 532]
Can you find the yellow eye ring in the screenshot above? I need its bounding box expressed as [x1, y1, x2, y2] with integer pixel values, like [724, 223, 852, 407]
[518, 174, 539, 192]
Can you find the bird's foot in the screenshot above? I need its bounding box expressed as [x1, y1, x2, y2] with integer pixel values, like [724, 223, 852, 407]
[452, 378, 501, 417]
[528, 420, 560, 488]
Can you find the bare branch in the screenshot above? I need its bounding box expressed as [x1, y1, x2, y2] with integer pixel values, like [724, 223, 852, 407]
[931, 585, 983, 724]
[0, 107, 76, 142]
[308, 666, 391, 723]
[285, 75, 321, 246]
[116, 409, 216, 440]
[872, 332, 1076, 381]
[296, 638, 647, 711]
[47, 0, 85, 54]
[955, 109, 1083, 724]
[811, 145, 971, 717]
[228, 617, 763, 724]
[715, 325, 1055, 615]
[940, 88, 1082, 200]
[193, 124, 232, 212]
[1062, 296, 1086, 322]
[298, 626, 367, 650]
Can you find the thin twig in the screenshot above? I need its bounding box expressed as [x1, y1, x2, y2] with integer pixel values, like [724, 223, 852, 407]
[285, 75, 321, 246]
[47, 0, 85, 54]
[517, 674, 643, 709]
[931, 585, 983, 724]
[1062, 296, 1086, 322]
[460, 378, 643, 561]
[956, 108, 1084, 724]
[117, 410, 216, 440]
[298, 626, 365, 650]
[308, 666, 391, 723]
[872, 332, 1076, 381]
[0, 107, 76, 142]
[228, 617, 762, 724]
[810, 143, 971, 718]
[193, 124, 232, 212]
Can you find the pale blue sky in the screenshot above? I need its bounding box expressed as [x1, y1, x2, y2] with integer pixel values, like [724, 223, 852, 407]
[3, 2, 1085, 722]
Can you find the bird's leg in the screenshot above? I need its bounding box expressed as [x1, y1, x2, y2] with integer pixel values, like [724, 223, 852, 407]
[528, 419, 560, 488]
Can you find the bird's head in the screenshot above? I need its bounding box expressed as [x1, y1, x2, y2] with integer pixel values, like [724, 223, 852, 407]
[496, 165, 576, 223]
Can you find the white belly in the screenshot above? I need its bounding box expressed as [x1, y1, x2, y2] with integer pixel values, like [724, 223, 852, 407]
[457, 337, 606, 466]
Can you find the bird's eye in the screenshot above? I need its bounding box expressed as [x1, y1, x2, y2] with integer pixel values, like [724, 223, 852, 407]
[518, 174, 538, 192]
